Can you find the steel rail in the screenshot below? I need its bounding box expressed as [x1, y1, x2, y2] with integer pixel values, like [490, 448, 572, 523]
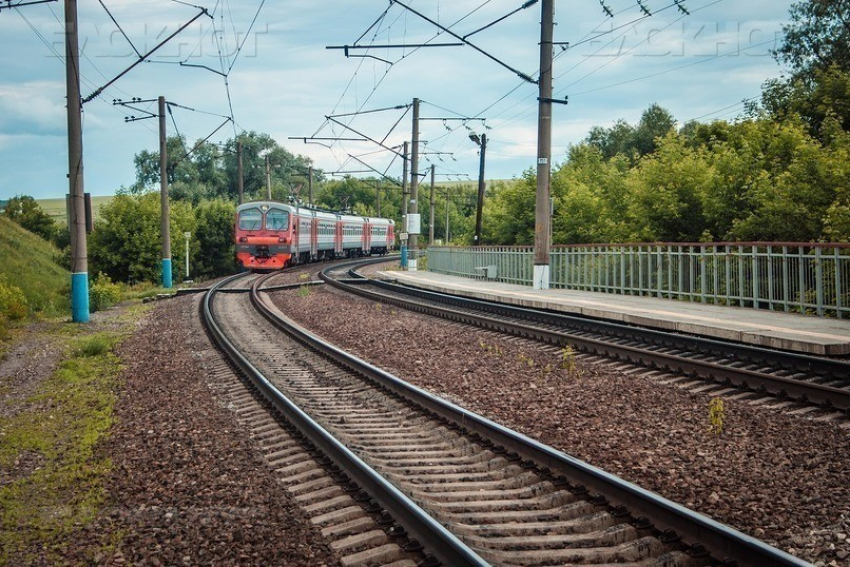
[327, 274, 850, 412]
[235, 262, 809, 566]
[201, 270, 487, 567]
[366, 277, 850, 377]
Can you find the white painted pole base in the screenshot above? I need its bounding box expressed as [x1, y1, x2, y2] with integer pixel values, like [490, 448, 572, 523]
[533, 264, 550, 290]
[409, 258, 418, 272]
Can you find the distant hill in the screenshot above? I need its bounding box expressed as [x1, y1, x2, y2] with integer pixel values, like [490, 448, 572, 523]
[0, 216, 70, 317]
[36, 196, 113, 227]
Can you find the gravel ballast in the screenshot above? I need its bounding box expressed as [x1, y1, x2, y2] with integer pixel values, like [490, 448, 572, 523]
[270, 279, 850, 567]
[72, 296, 339, 566]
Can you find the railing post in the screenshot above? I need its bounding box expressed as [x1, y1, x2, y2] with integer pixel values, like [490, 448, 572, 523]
[637, 246, 644, 296]
[752, 245, 759, 309]
[797, 246, 808, 313]
[816, 246, 824, 316]
[767, 245, 775, 310]
[620, 247, 626, 293]
[724, 245, 731, 306]
[656, 245, 663, 298]
[836, 247, 844, 319]
[782, 245, 790, 312]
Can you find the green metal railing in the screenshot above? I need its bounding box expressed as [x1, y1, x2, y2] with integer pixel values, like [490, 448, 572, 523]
[426, 243, 850, 318]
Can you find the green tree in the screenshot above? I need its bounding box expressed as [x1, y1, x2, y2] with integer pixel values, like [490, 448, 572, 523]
[754, 1, 850, 139]
[89, 193, 195, 284]
[624, 132, 711, 242]
[481, 172, 536, 245]
[221, 132, 317, 203]
[585, 104, 676, 161]
[773, 0, 850, 79]
[193, 198, 236, 279]
[3, 195, 57, 242]
[552, 145, 631, 243]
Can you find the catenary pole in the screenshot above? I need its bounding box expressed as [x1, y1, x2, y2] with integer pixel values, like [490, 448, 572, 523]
[401, 141, 409, 268]
[308, 166, 313, 206]
[236, 140, 244, 205]
[409, 98, 420, 271]
[265, 155, 272, 199]
[158, 96, 172, 288]
[429, 164, 435, 245]
[65, 0, 89, 322]
[445, 187, 450, 243]
[534, 0, 554, 289]
[474, 133, 487, 246]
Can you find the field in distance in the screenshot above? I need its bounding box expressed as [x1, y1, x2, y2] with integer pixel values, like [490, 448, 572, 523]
[35, 196, 113, 227]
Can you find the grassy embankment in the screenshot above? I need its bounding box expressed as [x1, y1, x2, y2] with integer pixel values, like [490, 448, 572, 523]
[0, 216, 70, 322]
[0, 215, 147, 564]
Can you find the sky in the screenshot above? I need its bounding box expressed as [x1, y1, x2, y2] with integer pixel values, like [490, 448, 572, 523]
[0, 0, 795, 200]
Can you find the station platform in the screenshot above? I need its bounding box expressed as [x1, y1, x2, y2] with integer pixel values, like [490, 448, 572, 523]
[376, 270, 850, 357]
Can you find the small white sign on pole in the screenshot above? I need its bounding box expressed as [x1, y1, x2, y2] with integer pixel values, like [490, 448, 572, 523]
[407, 213, 421, 234]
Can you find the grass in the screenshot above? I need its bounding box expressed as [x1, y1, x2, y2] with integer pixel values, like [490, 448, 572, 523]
[35, 196, 112, 228]
[0, 325, 134, 565]
[0, 217, 70, 318]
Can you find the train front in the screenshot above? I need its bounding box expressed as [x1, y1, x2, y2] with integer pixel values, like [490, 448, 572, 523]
[234, 201, 293, 271]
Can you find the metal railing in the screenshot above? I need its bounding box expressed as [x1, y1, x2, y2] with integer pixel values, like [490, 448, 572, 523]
[426, 243, 850, 318]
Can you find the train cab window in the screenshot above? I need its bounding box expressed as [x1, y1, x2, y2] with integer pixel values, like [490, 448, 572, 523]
[238, 208, 262, 230]
[265, 208, 289, 231]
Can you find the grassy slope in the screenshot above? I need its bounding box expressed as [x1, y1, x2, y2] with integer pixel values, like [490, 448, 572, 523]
[0, 217, 70, 316]
[37, 196, 112, 228]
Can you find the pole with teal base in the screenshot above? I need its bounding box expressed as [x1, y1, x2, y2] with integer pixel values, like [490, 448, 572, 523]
[71, 272, 89, 323]
[162, 258, 172, 289]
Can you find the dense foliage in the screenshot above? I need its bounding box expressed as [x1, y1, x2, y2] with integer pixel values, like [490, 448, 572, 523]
[3, 195, 57, 242]
[477, 0, 850, 245]
[131, 131, 318, 205]
[479, 113, 850, 245]
[88, 193, 237, 284]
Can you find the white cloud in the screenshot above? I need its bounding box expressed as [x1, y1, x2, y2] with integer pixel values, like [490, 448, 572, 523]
[0, 0, 796, 198]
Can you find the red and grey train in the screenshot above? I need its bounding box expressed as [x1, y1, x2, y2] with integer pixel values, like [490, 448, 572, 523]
[235, 201, 395, 271]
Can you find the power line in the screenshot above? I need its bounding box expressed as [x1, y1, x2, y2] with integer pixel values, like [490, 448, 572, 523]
[97, 0, 141, 58]
[0, 0, 55, 11]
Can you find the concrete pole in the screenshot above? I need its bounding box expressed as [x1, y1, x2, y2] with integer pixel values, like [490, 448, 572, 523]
[401, 141, 409, 268]
[236, 140, 244, 205]
[308, 166, 313, 206]
[409, 98, 420, 271]
[429, 164, 435, 245]
[377, 179, 382, 217]
[158, 96, 172, 289]
[534, 0, 554, 290]
[64, 0, 89, 322]
[265, 154, 272, 200]
[445, 187, 450, 243]
[474, 133, 487, 246]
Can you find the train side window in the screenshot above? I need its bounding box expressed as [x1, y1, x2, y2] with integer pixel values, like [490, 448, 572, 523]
[266, 208, 289, 230]
[238, 208, 262, 230]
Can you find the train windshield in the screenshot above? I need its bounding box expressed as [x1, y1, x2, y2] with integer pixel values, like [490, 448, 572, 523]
[266, 208, 289, 231]
[238, 208, 262, 231]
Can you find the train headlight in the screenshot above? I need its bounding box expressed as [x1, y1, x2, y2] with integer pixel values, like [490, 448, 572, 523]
[239, 237, 248, 243]
[278, 237, 288, 244]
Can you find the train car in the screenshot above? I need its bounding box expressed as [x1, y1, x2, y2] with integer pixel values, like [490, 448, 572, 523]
[234, 200, 395, 271]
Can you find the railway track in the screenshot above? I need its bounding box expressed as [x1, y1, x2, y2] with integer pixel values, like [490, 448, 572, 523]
[322, 264, 850, 419]
[201, 266, 806, 566]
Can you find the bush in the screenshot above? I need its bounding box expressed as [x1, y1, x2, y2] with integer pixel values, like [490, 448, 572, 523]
[0, 275, 28, 320]
[89, 273, 122, 313]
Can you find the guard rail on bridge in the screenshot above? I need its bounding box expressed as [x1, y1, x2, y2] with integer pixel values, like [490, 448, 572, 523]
[426, 243, 850, 318]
